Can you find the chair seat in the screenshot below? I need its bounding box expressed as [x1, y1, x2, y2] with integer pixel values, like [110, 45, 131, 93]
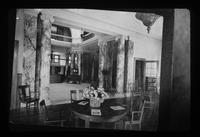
[125, 120, 141, 125]
[25, 97, 39, 103]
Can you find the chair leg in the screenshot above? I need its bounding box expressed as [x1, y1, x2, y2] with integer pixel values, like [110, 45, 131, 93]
[124, 123, 127, 130]
[26, 103, 29, 115]
[139, 123, 141, 130]
[115, 120, 123, 130]
[85, 120, 89, 128]
[33, 101, 38, 114]
[75, 116, 79, 128]
[61, 121, 64, 127]
[124, 122, 129, 130]
[28, 103, 31, 114]
[35, 101, 38, 113]
[69, 111, 74, 124]
[37, 101, 39, 113]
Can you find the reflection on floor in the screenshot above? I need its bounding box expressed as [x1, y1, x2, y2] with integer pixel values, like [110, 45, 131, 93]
[9, 92, 159, 131]
[49, 83, 90, 105]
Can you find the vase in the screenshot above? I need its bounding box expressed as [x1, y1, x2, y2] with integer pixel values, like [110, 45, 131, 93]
[90, 98, 104, 108]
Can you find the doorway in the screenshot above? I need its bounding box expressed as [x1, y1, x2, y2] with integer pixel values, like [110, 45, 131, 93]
[135, 58, 146, 92]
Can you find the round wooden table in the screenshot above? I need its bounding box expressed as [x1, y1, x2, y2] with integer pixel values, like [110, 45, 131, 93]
[70, 98, 129, 128]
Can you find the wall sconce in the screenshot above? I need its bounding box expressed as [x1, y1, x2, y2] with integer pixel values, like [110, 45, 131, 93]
[135, 12, 160, 33]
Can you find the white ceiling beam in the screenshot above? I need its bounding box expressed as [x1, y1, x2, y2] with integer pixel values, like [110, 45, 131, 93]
[53, 17, 107, 36]
[43, 9, 161, 40]
[42, 9, 119, 35]
[24, 9, 161, 41]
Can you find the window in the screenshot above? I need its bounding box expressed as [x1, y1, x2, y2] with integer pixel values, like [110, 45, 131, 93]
[145, 62, 158, 77]
[60, 59, 66, 66]
[69, 56, 72, 64]
[53, 54, 60, 63]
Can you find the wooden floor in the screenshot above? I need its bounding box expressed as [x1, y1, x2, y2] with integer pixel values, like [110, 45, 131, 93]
[9, 92, 159, 131]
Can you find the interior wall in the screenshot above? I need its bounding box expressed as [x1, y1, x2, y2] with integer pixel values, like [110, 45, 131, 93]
[15, 9, 24, 74]
[169, 9, 190, 131]
[130, 35, 162, 84]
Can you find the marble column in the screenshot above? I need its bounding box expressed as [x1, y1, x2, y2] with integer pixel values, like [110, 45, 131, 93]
[71, 53, 74, 70]
[123, 39, 128, 93]
[98, 39, 107, 87]
[116, 36, 125, 93]
[80, 53, 84, 80]
[37, 12, 54, 106]
[78, 52, 81, 75]
[126, 39, 134, 95]
[35, 12, 42, 100]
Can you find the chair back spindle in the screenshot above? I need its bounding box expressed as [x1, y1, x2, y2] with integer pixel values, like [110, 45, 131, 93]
[18, 85, 31, 102]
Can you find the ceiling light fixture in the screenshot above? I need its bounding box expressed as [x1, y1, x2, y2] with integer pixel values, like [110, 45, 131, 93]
[135, 12, 160, 34]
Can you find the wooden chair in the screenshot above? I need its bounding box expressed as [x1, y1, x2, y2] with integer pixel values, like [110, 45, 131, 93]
[114, 120, 124, 130]
[18, 85, 39, 113]
[133, 80, 142, 97]
[39, 100, 67, 127]
[143, 77, 157, 108]
[124, 102, 145, 130]
[143, 91, 154, 108]
[114, 115, 129, 130]
[127, 81, 141, 97]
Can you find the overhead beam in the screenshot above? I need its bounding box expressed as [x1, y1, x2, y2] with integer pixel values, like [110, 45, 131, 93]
[24, 9, 162, 40]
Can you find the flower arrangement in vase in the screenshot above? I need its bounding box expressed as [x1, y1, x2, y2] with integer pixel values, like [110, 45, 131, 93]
[83, 86, 109, 108]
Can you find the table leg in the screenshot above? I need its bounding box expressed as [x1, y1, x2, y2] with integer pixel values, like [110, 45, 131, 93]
[119, 120, 123, 129]
[102, 122, 106, 129]
[75, 116, 79, 128]
[115, 120, 123, 130]
[85, 120, 89, 128]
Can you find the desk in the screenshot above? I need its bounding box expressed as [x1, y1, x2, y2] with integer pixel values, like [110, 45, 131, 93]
[67, 74, 81, 84]
[70, 98, 129, 128]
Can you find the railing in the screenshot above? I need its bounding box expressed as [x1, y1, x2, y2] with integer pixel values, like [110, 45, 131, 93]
[51, 32, 94, 43]
[51, 33, 82, 40]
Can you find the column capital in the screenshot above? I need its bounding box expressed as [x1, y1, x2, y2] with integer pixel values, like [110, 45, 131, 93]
[98, 39, 107, 47]
[71, 46, 82, 54]
[115, 35, 128, 41]
[115, 35, 121, 41]
[40, 12, 55, 23]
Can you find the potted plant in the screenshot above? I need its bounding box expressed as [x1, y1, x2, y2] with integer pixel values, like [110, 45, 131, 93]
[83, 86, 109, 108]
